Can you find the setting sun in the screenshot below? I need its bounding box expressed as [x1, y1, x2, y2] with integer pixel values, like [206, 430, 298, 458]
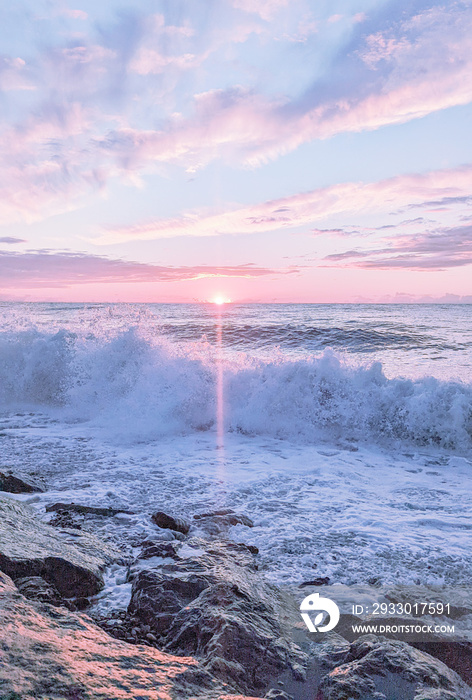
[212, 295, 230, 305]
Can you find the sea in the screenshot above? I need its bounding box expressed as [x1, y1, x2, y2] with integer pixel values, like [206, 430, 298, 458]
[0, 302, 471, 616]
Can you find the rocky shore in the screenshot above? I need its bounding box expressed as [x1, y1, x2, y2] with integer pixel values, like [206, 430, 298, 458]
[1, 470, 472, 700]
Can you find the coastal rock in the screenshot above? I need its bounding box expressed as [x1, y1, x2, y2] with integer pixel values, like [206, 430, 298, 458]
[318, 635, 472, 700]
[46, 502, 134, 516]
[0, 571, 248, 700]
[151, 510, 190, 535]
[0, 496, 121, 597]
[15, 575, 63, 606]
[128, 538, 307, 695]
[193, 509, 254, 537]
[0, 469, 43, 493]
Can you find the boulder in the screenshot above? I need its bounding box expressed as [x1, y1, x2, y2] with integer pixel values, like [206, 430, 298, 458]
[46, 502, 134, 516]
[0, 571, 255, 700]
[128, 538, 307, 695]
[0, 469, 43, 493]
[318, 634, 472, 700]
[151, 511, 190, 535]
[193, 510, 254, 537]
[0, 496, 121, 597]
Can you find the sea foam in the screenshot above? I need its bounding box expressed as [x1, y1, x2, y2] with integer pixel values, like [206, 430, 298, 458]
[0, 328, 471, 450]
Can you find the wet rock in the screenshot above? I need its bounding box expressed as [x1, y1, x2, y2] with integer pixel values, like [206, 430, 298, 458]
[151, 511, 190, 535]
[299, 577, 330, 587]
[194, 508, 236, 520]
[129, 538, 307, 695]
[15, 575, 63, 606]
[318, 635, 472, 700]
[48, 510, 82, 529]
[414, 639, 472, 686]
[264, 690, 294, 700]
[0, 470, 43, 493]
[193, 510, 254, 537]
[0, 571, 242, 700]
[0, 496, 121, 597]
[46, 502, 134, 516]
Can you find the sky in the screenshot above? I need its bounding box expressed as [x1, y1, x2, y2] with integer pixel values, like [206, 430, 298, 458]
[1, 0, 472, 303]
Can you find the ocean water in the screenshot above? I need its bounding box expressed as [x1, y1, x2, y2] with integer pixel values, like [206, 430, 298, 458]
[0, 302, 471, 612]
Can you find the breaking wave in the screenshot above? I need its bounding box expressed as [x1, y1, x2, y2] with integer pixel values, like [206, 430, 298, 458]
[0, 328, 471, 450]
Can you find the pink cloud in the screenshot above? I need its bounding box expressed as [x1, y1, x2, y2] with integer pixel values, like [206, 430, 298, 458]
[129, 49, 203, 75]
[231, 0, 289, 21]
[61, 9, 88, 20]
[96, 4, 472, 171]
[0, 251, 299, 289]
[97, 164, 472, 242]
[323, 223, 472, 270]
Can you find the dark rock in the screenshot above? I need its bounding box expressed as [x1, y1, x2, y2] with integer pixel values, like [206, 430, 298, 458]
[49, 510, 82, 529]
[15, 576, 64, 606]
[151, 511, 190, 535]
[138, 540, 182, 560]
[128, 538, 307, 695]
[0, 470, 43, 494]
[264, 690, 294, 700]
[239, 542, 259, 554]
[129, 569, 210, 634]
[299, 577, 330, 587]
[0, 496, 121, 598]
[46, 502, 134, 516]
[414, 639, 472, 686]
[318, 634, 472, 700]
[193, 508, 236, 519]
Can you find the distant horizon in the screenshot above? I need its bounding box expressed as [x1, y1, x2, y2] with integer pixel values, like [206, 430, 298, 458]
[2, 299, 472, 306]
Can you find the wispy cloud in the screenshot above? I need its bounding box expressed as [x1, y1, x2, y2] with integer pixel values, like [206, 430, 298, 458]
[97, 164, 472, 242]
[1, 1, 472, 226]
[0, 237, 26, 244]
[0, 250, 299, 288]
[324, 223, 472, 270]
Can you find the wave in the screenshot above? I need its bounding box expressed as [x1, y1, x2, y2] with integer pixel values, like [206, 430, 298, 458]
[0, 328, 471, 450]
[155, 322, 463, 353]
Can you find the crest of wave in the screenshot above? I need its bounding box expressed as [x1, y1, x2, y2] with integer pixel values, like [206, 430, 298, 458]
[0, 328, 470, 450]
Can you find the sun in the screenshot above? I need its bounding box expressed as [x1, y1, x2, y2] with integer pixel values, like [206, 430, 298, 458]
[210, 294, 231, 305]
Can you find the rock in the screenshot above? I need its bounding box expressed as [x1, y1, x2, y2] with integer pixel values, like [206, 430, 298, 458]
[0, 571, 247, 700]
[15, 576, 63, 606]
[151, 511, 190, 535]
[0, 495, 121, 597]
[0, 470, 43, 493]
[318, 634, 472, 700]
[46, 502, 134, 516]
[194, 508, 236, 519]
[299, 577, 330, 587]
[193, 511, 254, 537]
[414, 639, 472, 686]
[48, 510, 82, 529]
[128, 538, 307, 695]
[264, 690, 294, 700]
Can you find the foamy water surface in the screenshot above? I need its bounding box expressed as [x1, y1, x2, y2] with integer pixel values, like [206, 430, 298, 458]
[0, 302, 471, 609]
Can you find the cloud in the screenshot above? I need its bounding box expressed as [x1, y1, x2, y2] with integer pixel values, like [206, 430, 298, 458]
[231, 0, 289, 21]
[2, 1, 472, 226]
[95, 3, 472, 171]
[60, 9, 88, 21]
[323, 223, 472, 270]
[0, 237, 26, 244]
[0, 250, 298, 288]
[97, 163, 472, 242]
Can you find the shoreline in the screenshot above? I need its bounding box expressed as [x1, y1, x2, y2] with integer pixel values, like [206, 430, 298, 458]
[1, 467, 472, 700]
